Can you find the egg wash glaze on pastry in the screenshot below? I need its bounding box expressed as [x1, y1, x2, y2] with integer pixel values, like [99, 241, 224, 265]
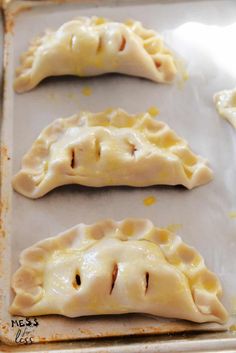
[14, 17, 177, 92]
[12, 109, 213, 198]
[10, 219, 228, 323]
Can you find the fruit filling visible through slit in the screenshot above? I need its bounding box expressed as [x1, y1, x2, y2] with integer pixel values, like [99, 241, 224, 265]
[110, 264, 118, 294]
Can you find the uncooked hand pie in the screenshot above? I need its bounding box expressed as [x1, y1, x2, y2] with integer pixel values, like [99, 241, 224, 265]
[12, 109, 213, 198]
[14, 17, 177, 93]
[10, 219, 228, 323]
[214, 88, 236, 129]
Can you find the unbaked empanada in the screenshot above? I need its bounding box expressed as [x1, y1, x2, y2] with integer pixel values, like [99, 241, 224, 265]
[14, 17, 177, 93]
[10, 218, 228, 323]
[214, 88, 236, 129]
[12, 109, 213, 198]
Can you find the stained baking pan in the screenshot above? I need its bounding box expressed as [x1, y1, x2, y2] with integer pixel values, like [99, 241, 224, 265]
[0, 0, 236, 350]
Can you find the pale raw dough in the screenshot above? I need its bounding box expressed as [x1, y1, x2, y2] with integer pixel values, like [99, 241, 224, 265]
[214, 88, 236, 129]
[12, 109, 213, 198]
[14, 17, 177, 92]
[10, 219, 228, 323]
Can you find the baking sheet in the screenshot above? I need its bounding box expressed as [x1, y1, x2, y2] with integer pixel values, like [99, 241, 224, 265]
[1, 0, 236, 347]
[1, 331, 236, 353]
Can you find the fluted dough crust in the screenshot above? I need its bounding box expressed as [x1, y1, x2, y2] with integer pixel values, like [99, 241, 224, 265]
[14, 17, 177, 93]
[12, 109, 213, 198]
[214, 88, 236, 129]
[10, 218, 228, 323]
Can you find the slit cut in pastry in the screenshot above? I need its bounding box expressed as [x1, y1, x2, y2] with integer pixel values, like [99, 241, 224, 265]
[14, 17, 177, 93]
[214, 88, 236, 129]
[12, 109, 213, 198]
[10, 218, 228, 323]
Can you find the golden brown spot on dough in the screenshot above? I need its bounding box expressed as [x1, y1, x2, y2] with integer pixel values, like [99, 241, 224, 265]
[183, 165, 193, 179]
[95, 17, 106, 25]
[178, 244, 200, 266]
[156, 133, 179, 149]
[124, 19, 134, 27]
[181, 152, 197, 166]
[86, 224, 105, 240]
[155, 229, 170, 244]
[201, 272, 218, 293]
[121, 221, 134, 237]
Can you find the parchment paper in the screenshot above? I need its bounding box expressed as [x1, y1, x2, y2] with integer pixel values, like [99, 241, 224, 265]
[3, 0, 236, 343]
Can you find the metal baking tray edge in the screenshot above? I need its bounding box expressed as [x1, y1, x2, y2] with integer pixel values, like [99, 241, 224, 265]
[0, 0, 236, 351]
